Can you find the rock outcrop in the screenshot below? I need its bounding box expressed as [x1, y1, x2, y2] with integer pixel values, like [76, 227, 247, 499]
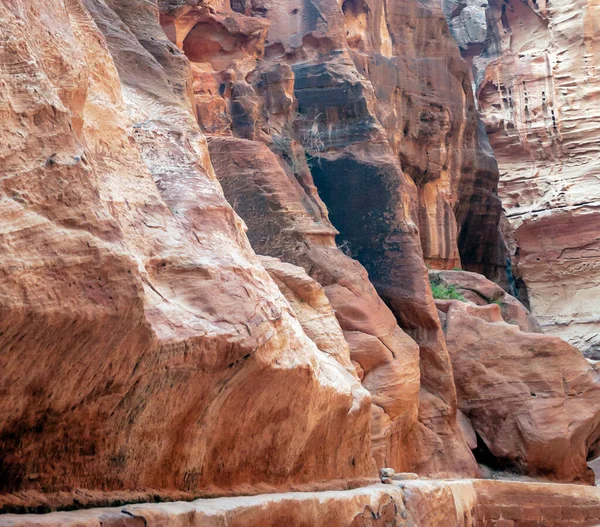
[0, 0, 375, 496]
[170, 0, 486, 476]
[4, 480, 600, 527]
[445, 0, 600, 358]
[431, 269, 542, 333]
[434, 271, 600, 483]
[3, 0, 600, 519]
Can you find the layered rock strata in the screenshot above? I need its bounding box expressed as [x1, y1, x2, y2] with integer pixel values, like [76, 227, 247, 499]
[446, 0, 600, 357]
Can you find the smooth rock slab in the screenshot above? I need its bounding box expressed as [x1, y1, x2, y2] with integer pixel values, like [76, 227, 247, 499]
[0, 486, 407, 527]
[3, 480, 600, 526]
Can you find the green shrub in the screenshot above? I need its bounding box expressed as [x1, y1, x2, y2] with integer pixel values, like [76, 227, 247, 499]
[430, 280, 466, 302]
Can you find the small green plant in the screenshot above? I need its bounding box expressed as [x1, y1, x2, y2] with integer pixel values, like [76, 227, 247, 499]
[429, 278, 466, 302]
[490, 297, 504, 306]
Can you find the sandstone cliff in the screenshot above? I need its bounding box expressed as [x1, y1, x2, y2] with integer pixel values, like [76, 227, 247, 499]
[0, 0, 374, 495]
[445, 0, 600, 358]
[2, 0, 600, 520]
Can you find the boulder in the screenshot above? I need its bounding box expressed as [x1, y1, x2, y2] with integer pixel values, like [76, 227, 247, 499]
[441, 299, 600, 482]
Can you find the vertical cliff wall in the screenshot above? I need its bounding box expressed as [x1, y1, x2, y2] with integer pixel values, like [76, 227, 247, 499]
[0, 0, 375, 495]
[3, 0, 600, 514]
[446, 0, 600, 358]
[344, 0, 506, 281]
[161, 0, 506, 477]
[157, 0, 600, 485]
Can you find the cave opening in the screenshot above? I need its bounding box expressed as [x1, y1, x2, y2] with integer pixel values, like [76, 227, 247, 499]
[472, 431, 505, 471]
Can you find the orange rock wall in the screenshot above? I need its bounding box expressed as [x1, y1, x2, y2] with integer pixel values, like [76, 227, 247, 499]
[3, 0, 600, 514]
[169, 0, 487, 477]
[0, 0, 375, 496]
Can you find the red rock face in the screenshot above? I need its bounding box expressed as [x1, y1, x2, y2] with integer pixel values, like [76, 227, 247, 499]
[3, 0, 600, 515]
[178, 0, 481, 477]
[434, 271, 600, 483]
[0, 0, 375, 496]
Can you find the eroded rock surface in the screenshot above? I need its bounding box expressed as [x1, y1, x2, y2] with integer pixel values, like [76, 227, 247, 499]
[446, 0, 600, 358]
[440, 297, 600, 482]
[0, 0, 375, 497]
[4, 480, 600, 527]
[3, 0, 600, 517]
[206, 135, 472, 477]
[162, 0, 523, 478]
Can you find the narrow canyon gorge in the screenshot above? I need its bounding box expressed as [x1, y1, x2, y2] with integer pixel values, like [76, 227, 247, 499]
[1, 0, 600, 525]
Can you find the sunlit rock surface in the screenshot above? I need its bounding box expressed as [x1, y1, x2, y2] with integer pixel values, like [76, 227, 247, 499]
[2, 0, 600, 519]
[4, 480, 600, 526]
[0, 0, 375, 498]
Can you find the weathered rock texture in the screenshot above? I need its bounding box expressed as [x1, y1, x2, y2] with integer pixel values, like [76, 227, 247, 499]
[4, 480, 600, 526]
[164, 0, 489, 477]
[446, 0, 600, 358]
[0, 0, 375, 496]
[158, 0, 532, 479]
[434, 272, 600, 483]
[3, 0, 600, 515]
[205, 134, 475, 477]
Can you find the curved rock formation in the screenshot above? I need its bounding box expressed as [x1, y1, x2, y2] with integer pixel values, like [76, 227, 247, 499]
[434, 271, 600, 482]
[442, 298, 600, 483]
[3, 0, 600, 519]
[0, 0, 374, 495]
